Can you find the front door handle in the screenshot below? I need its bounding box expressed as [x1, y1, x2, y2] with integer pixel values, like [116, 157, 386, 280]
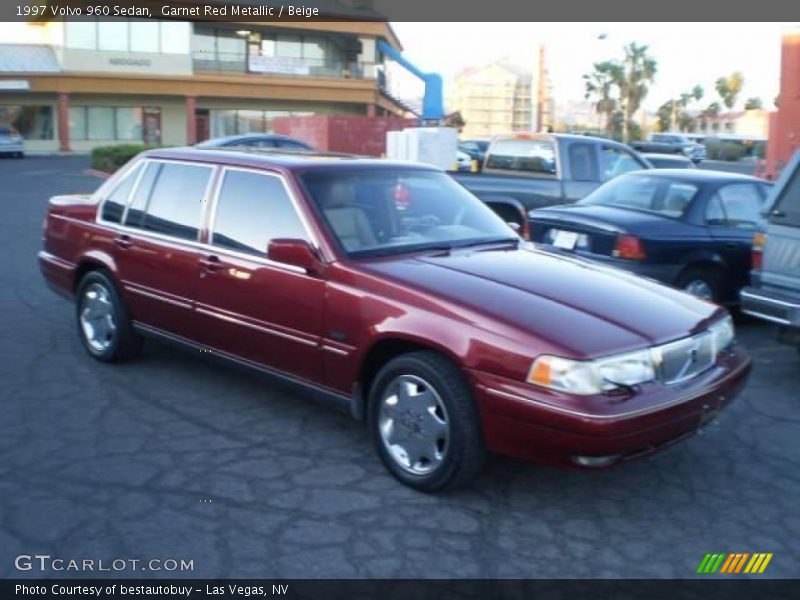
[199, 255, 224, 272]
[114, 234, 132, 249]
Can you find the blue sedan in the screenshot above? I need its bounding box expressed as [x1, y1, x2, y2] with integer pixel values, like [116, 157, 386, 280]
[529, 170, 772, 305]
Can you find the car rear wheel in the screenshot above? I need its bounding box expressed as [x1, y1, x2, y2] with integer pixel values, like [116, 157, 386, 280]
[76, 271, 142, 362]
[676, 267, 722, 304]
[368, 351, 486, 492]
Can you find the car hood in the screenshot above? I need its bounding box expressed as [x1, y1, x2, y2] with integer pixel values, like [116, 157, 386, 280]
[359, 244, 721, 358]
[530, 204, 684, 236]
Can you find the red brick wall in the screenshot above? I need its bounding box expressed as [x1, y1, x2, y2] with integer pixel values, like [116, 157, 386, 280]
[767, 32, 800, 179]
[273, 115, 415, 157]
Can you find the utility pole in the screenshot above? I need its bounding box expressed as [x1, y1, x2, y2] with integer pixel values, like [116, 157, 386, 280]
[536, 44, 547, 132]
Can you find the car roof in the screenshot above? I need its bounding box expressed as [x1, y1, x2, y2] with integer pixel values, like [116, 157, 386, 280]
[620, 168, 766, 184]
[141, 147, 440, 173]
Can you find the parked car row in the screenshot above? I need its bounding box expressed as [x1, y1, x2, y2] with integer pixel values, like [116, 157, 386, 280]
[39, 145, 752, 491]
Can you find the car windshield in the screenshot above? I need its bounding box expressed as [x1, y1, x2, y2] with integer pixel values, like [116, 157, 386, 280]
[300, 168, 518, 258]
[581, 174, 700, 218]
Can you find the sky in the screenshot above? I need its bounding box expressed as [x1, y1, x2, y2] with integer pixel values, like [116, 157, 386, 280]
[391, 22, 792, 112]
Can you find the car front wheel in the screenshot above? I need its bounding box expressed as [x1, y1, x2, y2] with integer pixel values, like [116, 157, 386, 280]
[368, 351, 486, 492]
[76, 271, 142, 362]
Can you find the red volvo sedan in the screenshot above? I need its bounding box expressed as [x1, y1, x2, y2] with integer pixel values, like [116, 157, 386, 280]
[39, 148, 751, 491]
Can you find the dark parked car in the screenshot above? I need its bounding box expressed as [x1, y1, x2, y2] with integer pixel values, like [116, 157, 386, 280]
[0, 125, 24, 157]
[530, 170, 772, 304]
[39, 148, 750, 491]
[643, 153, 696, 169]
[741, 151, 800, 351]
[196, 134, 314, 151]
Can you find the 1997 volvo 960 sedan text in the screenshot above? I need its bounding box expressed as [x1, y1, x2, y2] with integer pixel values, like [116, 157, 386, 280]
[39, 148, 752, 491]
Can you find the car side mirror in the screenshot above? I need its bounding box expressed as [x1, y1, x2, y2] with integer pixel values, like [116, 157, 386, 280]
[267, 238, 320, 273]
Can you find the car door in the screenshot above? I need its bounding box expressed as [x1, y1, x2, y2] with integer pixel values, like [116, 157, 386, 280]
[194, 167, 325, 382]
[106, 159, 215, 340]
[704, 182, 767, 292]
[763, 158, 800, 293]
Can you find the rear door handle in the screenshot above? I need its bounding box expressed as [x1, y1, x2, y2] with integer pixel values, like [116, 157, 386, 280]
[114, 234, 132, 249]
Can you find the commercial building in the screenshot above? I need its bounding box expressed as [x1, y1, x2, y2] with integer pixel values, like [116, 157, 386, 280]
[696, 109, 772, 139]
[0, 18, 407, 153]
[452, 60, 533, 139]
[766, 29, 800, 178]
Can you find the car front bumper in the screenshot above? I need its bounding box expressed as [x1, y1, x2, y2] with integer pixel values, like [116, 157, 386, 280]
[470, 343, 751, 467]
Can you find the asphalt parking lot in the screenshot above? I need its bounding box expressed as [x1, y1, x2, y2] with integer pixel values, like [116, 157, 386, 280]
[1, 155, 798, 579]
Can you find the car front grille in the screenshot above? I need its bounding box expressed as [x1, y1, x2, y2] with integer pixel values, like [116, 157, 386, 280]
[655, 331, 716, 385]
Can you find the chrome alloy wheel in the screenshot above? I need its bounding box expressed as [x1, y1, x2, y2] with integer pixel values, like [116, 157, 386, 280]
[684, 279, 713, 301]
[378, 374, 450, 475]
[79, 283, 117, 352]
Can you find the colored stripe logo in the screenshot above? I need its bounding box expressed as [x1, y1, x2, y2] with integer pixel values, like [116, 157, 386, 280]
[697, 553, 773, 574]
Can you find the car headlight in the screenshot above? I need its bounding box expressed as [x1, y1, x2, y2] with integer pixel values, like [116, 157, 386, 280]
[709, 315, 735, 353]
[527, 348, 656, 395]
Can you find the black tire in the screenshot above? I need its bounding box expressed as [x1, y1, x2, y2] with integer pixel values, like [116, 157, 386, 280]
[367, 351, 486, 492]
[675, 266, 723, 304]
[75, 270, 142, 362]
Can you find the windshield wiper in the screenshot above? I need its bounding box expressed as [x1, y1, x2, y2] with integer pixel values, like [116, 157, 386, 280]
[451, 237, 520, 249]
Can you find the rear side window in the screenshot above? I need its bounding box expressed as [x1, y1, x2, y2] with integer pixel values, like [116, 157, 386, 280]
[568, 143, 597, 181]
[137, 162, 212, 241]
[771, 165, 800, 226]
[101, 163, 141, 223]
[211, 170, 307, 256]
[707, 184, 766, 229]
[485, 139, 557, 175]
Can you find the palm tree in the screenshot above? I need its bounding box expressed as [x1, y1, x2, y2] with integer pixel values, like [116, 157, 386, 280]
[618, 43, 657, 143]
[715, 72, 745, 109]
[583, 61, 622, 138]
[744, 97, 763, 110]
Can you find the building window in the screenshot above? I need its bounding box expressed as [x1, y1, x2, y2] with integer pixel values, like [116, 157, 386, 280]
[130, 21, 160, 53]
[87, 107, 114, 140]
[69, 106, 147, 141]
[0, 105, 54, 140]
[65, 20, 189, 54]
[97, 21, 128, 51]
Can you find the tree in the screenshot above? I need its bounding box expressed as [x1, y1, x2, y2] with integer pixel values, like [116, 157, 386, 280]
[715, 72, 745, 109]
[659, 85, 703, 132]
[744, 97, 763, 110]
[583, 61, 622, 138]
[618, 43, 658, 143]
[582, 43, 657, 142]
